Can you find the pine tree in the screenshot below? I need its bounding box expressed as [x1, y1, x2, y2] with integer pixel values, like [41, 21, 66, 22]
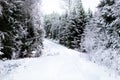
[43, 13, 61, 40]
[81, 0, 120, 73]
[62, 0, 87, 49]
[59, 13, 69, 45]
[0, 0, 44, 59]
[43, 0, 87, 49]
[87, 8, 93, 20]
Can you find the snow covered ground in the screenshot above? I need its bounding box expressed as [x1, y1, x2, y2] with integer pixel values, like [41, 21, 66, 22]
[0, 39, 120, 80]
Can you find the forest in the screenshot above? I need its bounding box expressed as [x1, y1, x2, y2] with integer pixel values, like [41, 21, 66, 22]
[0, 0, 120, 79]
[43, 0, 120, 74]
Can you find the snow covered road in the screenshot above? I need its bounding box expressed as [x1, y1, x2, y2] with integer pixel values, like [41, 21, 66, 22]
[0, 39, 120, 80]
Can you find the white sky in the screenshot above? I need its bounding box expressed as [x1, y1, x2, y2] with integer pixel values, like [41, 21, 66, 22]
[82, 0, 100, 11]
[41, 0, 64, 15]
[41, 0, 100, 15]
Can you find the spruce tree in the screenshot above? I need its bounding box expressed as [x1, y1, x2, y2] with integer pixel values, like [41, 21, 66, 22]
[81, 0, 120, 73]
[0, 0, 44, 59]
[62, 0, 87, 49]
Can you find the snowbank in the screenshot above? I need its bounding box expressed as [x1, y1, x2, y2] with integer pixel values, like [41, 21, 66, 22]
[0, 39, 120, 80]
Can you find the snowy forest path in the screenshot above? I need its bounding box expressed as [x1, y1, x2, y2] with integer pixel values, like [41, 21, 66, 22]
[0, 39, 120, 80]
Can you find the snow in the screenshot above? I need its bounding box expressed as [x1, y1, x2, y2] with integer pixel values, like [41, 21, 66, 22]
[0, 51, 4, 55]
[0, 5, 2, 16]
[31, 51, 37, 54]
[0, 39, 120, 80]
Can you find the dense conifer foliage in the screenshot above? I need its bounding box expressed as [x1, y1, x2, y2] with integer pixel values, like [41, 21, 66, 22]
[0, 0, 44, 59]
[43, 0, 120, 74]
[44, 0, 87, 49]
[81, 0, 120, 73]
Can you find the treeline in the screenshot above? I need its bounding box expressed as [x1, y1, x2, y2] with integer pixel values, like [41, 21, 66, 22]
[82, 0, 120, 74]
[43, 0, 120, 74]
[0, 0, 44, 60]
[44, 0, 91, 49]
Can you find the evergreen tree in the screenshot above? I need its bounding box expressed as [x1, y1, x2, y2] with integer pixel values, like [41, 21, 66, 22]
[0, 0, 44, 59]
[59, 13, 69, 45]
[87, 8, 93, 20]
[44, 0, 87, 49]
[43, 13, 61, 40]
[81, 0, 120, 73]
[61, 0, 87, 49]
